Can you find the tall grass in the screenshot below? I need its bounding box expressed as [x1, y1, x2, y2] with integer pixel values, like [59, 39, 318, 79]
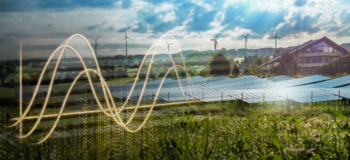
[1, 100, 350, 159]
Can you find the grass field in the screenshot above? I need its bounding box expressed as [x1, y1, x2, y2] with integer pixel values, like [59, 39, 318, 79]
[235, 58, 244, 63]
[2, 95, 350, 159]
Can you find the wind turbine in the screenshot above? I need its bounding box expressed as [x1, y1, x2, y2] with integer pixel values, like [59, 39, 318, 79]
[164, 40, 173, 52]
[122, 29, 132, 62]
[210, 35, 219, 51]
[241, 34, 250, 49]
[90, 36, 101, 59]
[270, 31, 281, 52]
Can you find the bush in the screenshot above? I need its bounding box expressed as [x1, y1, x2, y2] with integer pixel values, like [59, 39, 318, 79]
[336, 73, 342, 78]
[199, 68, 209, 77]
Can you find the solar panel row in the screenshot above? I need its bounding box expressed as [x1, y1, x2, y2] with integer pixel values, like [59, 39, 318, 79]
[105, 74, 350, 104]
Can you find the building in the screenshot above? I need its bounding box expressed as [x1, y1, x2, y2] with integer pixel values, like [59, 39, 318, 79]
[263, 37, 348, 75]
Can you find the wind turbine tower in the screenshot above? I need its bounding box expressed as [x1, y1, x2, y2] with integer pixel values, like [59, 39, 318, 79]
[122, 29, 132, 62]
[210, 35, 219, 51]
[90, 36, 101, 59]
[164, 40, 173, 53]
[270, 31, 281, 52]
[241, 34, 250, 49]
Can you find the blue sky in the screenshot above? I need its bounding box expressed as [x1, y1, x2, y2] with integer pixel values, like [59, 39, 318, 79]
[1, 0, 350, 59]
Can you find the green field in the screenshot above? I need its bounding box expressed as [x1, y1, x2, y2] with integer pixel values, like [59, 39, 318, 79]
[235, 58, 244, 63]
[1, 98, 350, 159]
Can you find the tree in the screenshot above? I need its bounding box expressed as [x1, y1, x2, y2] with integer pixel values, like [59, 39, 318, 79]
[232, 63, 240, 76]
[243, 55, 249, 68]
[243, 68, 250, 75]
[249, 65, 263, 75]
[271, 52, 300, 75]
[253, 57, 264, 66]
[229, 56, 235, 67]
[317, 55, 350, 76]
[209, 53, 231, 76]
[101, 58, 115, 70]
[127, 56, 135, 65]
[0, 60, 17, 84]
[247, 57, 265, 75]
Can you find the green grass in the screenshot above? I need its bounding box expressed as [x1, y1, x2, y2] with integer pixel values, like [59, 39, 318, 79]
[1, 99, 350, 159]
[3, 66, 42, 83]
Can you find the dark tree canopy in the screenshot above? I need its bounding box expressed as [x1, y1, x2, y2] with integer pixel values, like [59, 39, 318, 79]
[209, 53, 231, 76]
[232, 63, 240, 75]
[253, 57, 264, 66]
[0, 60, 17, 84]
[243, 68, 250, 75]
[271, 53, 300, 75]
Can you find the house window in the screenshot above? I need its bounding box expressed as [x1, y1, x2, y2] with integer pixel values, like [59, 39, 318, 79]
[325, 58, 328, 63]
[329, 58, 333, 63]
[306, 58, 310, 63]
[318, 58, 323, 63]
[312, 58, 317, 63]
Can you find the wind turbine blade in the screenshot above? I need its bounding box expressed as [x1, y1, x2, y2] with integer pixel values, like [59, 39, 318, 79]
[215, 35, 218, 39]
[241, 35, 245, 37]
[247, 34, 250, 37]
[164, 39, 169, 45]
[210, 39, 215, 41]
[277, 37, 281, 40]
[127, 37, 132, 40]
[217, 35, 220, 40]
[121, 38, 126, 41]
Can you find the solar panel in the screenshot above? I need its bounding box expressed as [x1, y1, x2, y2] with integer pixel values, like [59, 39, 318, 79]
[104, 75, 350, 104]
[316, 75, 350, 88]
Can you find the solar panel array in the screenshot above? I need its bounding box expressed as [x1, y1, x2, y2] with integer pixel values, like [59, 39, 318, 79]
[104, 74, 350, 104]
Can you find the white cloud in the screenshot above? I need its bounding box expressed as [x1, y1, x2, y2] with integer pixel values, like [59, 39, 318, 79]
[163, 10, 176, 22]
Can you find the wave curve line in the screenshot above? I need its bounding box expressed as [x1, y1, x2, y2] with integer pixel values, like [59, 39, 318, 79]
[12, 33, 198, 144]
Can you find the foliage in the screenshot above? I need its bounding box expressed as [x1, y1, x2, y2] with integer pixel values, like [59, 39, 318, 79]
[2, 99, 350, 159]
[199, 67, 209, 77]
[246, 57, 265, 75]
[0, 60, 17, 84]
[317, 55, 350, 76]
[243, 68, 250, 75]
[271, 52, 301, 75]
[240, 55, 270, 69]
[185, 52, 209, 66]
[253, 57, 264, 66]
[232, 63, 240, 76]
[100, 58, 115, 70]
[127, 56, 135, 65]
[209, 53, 231, 76]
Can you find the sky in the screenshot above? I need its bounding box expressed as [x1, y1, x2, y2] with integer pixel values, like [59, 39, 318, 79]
[1, 0, 350, 60]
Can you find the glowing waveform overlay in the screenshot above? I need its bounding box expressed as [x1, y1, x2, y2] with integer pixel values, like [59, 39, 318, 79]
[12, 34, 199, 144]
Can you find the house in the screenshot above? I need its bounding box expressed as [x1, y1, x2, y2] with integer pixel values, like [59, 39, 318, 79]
[263, 37, 348, 75]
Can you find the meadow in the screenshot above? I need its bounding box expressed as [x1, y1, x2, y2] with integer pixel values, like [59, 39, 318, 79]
[1, 98, 350, 159]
